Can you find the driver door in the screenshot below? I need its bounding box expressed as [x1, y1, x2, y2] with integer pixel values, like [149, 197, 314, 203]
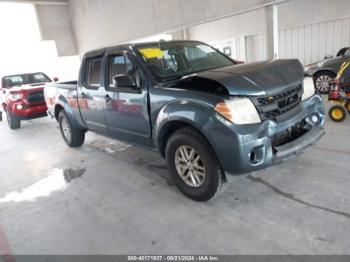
[103, 50, 152, 147]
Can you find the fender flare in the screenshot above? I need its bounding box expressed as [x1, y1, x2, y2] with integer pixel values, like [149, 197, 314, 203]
[311, 68, 336, 77]
[54, 95, 86, 131]
[153, 99, 220, 158]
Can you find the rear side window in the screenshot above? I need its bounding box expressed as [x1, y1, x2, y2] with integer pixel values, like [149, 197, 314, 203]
[84, 57, 102, 87]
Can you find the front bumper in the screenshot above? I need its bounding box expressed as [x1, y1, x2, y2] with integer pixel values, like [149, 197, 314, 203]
[10, 102, 48, 120]
[206, 95, 325, 175]
[272, 125, 324, 164]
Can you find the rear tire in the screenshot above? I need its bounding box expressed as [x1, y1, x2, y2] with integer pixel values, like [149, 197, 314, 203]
[58, 111, 85, 147]
[165, 127, 225, 201]
[6, 111, 21, 129]
[329, 105, 346, 122]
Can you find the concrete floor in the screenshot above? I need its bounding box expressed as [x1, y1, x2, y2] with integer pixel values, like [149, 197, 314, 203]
[0, 99, 349, 255]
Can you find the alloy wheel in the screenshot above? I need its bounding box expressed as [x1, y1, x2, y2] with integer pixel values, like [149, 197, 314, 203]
[175, 145, 206, 187]
[315, 75, 332, 93]
[61, 117, 71, 142]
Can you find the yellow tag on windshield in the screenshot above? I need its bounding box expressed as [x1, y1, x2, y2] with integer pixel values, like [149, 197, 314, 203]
[139, 48, 164, 59]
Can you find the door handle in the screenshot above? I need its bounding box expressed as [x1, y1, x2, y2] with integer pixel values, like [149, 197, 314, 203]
[105, 94, 112, 103]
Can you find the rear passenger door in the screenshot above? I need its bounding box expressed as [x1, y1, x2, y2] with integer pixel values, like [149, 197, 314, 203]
[77, 55, 108, 135]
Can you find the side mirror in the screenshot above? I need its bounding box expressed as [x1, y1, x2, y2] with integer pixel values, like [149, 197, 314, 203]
[112, 74, 137, 88]
[324, 55, 333, 59]
[53, 77, 59, 82]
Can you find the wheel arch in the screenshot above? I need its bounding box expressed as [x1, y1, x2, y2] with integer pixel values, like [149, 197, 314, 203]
[157, 119, 203, 157]
[153, 100, 227, 179]
[54, 104, 64, 120]
[2, 102, 7, 112]
[54, 95, 86, 131]
[313, 69, 336, 78]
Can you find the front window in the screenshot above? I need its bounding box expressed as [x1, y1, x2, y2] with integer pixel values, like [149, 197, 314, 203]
[136, 41, 235, 81]
[108, 54, 133, 87]
[3, 73, 51, 88]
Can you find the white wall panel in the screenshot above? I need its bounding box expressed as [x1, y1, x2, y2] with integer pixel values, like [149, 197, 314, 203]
[279, 16, 350, 65]
[245, 33, 266, 62]
[209, 36, 246, 61]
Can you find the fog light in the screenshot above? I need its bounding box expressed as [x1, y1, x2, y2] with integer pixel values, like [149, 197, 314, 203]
[16, 104, 23, 110]
[311, 114, 319, 124]
[249, 146, 264, 165]
[309, 113, 321, 125]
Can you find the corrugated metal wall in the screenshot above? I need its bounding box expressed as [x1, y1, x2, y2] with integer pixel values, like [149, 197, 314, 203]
[279, 16, 350, 65]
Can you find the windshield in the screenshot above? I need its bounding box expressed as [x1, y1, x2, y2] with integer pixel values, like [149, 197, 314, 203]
[3, 73, 51, 88]
[136, 41, 235, 81]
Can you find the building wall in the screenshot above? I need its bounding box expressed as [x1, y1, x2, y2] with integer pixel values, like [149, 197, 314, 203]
[188, 9, 266, 42]
[279, 16, 350, 65]
[68, 0, 280, 54]
[278, 0, 350, 29]
[187, 0, 350, 64]
[36, 0, 350, 64]
[278, 0, 350, 65]
[35, 4, 77, 56]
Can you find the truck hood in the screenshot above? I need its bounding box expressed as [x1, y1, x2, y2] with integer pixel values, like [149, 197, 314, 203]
[191, 59, 304, 96]
[9, 83, 46, 92]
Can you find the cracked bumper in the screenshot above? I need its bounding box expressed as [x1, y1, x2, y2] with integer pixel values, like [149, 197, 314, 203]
[206, 95, 325, 175]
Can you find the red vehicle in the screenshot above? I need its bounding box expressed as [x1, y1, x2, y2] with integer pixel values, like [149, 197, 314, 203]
[1, 72, 55, 129]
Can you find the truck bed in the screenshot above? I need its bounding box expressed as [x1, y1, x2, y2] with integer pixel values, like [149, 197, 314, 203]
[46, 80, 77, 90]
[44, 80, 79, 119]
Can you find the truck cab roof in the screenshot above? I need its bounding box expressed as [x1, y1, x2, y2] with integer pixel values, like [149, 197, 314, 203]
[83, 40, 206, 58]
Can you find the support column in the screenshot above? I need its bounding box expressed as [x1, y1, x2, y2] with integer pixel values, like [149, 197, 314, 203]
[182, 28, 189, 40]
[265, 4, 279, 59]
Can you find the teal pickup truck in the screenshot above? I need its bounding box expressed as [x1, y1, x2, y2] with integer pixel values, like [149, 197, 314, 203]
[44, 40, 325, 201]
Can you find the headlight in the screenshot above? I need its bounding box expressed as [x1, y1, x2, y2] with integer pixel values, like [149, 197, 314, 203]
[8, 93, 23, 101]
[214, 98, 261, 125]
[304, 66, 310, 72]
[302, 77, 315, 101]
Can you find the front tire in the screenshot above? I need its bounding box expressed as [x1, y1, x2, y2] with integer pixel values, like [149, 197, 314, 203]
[165, 127, 225, 201]
[58, 111, 85, 147]
[6, 111, 20, 129]
[314, 72, 334, 94]
[329, 105, 346, 122]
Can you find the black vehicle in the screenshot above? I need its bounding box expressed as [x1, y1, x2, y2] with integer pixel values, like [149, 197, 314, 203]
[304, 47, 350, 94]
[45, 40, 325, 201]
